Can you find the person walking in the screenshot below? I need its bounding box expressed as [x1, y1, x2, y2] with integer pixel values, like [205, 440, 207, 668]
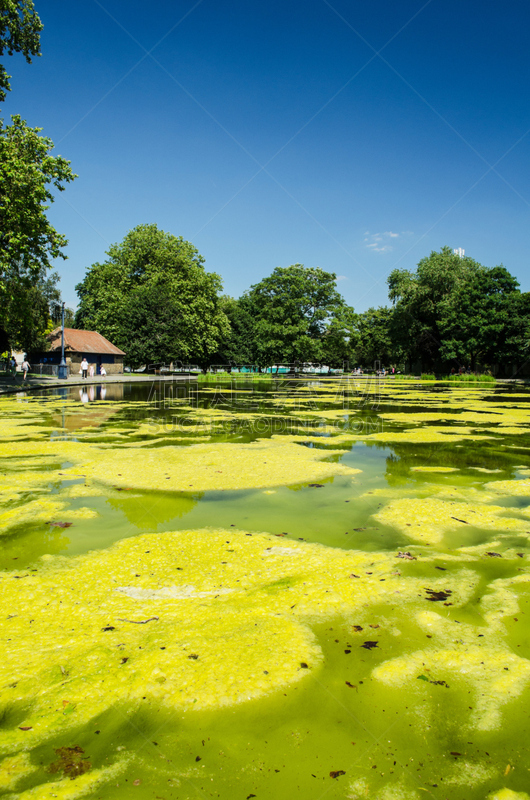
[10, 356, 17, 376]
[22, 357, 30, 381]
[81, 357, 88, 379]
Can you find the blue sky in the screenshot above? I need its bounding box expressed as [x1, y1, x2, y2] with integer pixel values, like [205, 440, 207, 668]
[4, 0, 530, 311]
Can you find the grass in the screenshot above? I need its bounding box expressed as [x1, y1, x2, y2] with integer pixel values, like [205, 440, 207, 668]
[198, 371, 273, 382]
[447, 373, 496, 384]
[393, 372, 497, 384]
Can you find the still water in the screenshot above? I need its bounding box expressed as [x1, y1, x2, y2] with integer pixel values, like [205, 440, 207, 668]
[1, 376, 530, 799]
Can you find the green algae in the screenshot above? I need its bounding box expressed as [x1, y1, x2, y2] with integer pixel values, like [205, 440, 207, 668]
[2, 381, 530, 797]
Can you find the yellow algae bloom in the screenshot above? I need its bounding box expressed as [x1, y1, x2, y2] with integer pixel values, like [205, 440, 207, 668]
[366, 426, 492, 444]
[76, 438, 361, 492]
[373, 497, 528, 544]
[373, 610, 530, 731]
[11, 762, 127, 800]
[409, 466, 459, 473]
[489, 791, 530, 800]
[0, 753, 34, 791]
[0, 528, 469, 756]
[486, 479, 530, 497]
[0, 497, 67, 535]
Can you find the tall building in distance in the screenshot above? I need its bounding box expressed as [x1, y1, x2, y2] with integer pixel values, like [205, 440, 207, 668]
[454, 247, 465, 257]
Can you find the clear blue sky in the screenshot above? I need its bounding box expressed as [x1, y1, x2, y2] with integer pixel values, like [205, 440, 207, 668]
[4, 0, 530, 312]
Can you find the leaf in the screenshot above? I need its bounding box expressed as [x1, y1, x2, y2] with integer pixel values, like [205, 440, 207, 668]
[417, 675, 429, 682]
[48, 746, 91, 780]
[424, 588, 452, 602]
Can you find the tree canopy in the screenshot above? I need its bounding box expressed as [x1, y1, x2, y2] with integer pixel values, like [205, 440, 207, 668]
[75, 224, 230, 368]
[0, 0, 42, 101]
[225, 264, 354, 367]
[354, 306, 397, 368]
[387, 247, 526, 371]
[0, 115, 76, 351]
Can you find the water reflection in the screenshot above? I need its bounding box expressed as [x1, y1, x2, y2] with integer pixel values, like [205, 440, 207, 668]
[106, 491, 203, 529]
[78, 383, 122, 402]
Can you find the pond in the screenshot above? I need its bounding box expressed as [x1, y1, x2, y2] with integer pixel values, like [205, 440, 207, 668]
[1, 376, 530, 799]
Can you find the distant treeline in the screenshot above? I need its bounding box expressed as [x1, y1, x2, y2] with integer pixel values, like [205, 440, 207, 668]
[9, 222, 527, 377]
[71, 228, 529, 377]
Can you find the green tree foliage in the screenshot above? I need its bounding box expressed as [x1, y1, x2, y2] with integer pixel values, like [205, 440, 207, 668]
[214, 294, 256, 366]
[355, 306, 396, 367]
[0, 115, 76, 349]
[437, 265, 522, 369]
[75, 224, 230, 368]
[0, 0, 42, 101]
[238, 264, 353, 367]
[388, 247, 524, 371]
[50, 305, 74, 328]
[321, 304, 358, 367]
[2, 269, 60, 354]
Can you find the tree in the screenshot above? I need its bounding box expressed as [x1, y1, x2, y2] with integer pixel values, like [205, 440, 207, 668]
[321, 304, 358, 367]
[0, 115, 76, 349]
[355, 306, 397, 367]
[75, 224, 230, 368]
[0, 0, 42, 101]
[1, 269, 62, 354]
[437, 265, 521, 370]
[387, 247, 526, 372]
[243, 264, 352, 367]
[213, 294, 256, 366]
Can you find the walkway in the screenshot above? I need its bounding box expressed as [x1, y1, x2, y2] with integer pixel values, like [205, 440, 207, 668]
[0, 373, 198, 395]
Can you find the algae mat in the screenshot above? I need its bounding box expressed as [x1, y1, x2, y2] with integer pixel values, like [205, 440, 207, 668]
[2, 379, 530, 799]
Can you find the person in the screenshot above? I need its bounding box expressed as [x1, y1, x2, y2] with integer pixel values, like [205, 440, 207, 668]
[100, 365, 107, 377]
[22, 357, 30, 381]
[10, 355, 17, 376]
[81, 357, 88, 379]
[89, 364, 94, 378]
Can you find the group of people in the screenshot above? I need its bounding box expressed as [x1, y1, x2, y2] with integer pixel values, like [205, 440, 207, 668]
[80, 357, 106, 378]
[351, 366, 396, 376]
[5, 355, 108, 381]
[7, 355, 31, 381]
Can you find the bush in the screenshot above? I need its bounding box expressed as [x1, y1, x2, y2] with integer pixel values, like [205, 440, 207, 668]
[447, 373, 496, 384]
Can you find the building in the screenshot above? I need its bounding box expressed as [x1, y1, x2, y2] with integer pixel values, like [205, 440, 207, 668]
[43, 328, 125, 375]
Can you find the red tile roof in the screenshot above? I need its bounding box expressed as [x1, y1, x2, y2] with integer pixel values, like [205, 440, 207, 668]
[47, 328, 125, 355]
